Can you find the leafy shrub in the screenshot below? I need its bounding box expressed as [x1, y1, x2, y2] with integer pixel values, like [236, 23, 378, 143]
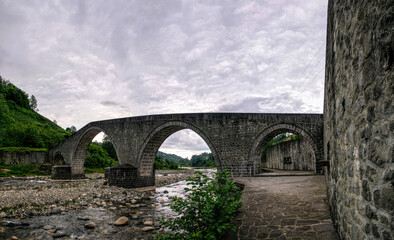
[156, 170, 243, 240]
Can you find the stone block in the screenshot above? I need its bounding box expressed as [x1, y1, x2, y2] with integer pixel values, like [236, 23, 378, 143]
[52, 165, 71, 179]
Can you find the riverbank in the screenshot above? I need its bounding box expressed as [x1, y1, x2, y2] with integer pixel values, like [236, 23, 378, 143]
[0, 169, 195, 218]
[0, 169, 200, 239]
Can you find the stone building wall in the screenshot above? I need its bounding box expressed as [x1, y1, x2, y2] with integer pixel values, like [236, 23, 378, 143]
[324, 0, 393, 239]
[0, 151, 48, 164]
[264, 139, 315, 171]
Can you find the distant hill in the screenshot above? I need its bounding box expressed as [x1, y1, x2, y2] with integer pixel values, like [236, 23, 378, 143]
[156, 151, 191, 166]
[0, 76, 70, 149]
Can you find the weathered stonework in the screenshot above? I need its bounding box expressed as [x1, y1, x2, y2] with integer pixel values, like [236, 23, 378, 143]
[104, 164, 155, 188]
[264, 139, 315, 171]
[0, 151, 48, 164]
[50, 113, 324, 184]
[51, 165, 72, 179]
[324, 0, 393, 239]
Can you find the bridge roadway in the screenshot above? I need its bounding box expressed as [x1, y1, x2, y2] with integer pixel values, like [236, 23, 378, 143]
[225, 174, 338, 240]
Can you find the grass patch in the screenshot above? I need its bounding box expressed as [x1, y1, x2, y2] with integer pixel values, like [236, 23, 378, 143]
[0, 147, 48, 152]
[85, 168, 105, 174]
[0, 163, 51, 176]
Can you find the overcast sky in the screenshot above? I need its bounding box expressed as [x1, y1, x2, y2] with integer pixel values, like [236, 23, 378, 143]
[0, 0, 328, 158]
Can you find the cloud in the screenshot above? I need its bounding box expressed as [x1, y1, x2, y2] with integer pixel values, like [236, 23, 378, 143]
[0, 0, 328, 155]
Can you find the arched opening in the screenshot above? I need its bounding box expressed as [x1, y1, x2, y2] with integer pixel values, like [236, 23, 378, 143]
[156, 129, 215, 170]
[72, 127, 119, 178]
[250, 124, 322, 174]
[138, 122, 220, 177]
[53, 152, 65, 165]
[261, 132, 315, 171]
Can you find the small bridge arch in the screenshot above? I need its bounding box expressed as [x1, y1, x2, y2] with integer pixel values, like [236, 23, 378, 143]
[249, 123, 323, 174]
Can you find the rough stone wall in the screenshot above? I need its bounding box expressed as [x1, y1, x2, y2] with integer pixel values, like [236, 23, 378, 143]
[0, 151, 48, 164]
[104, 165, 155, 188]
[264, 139, 315, 171]
[324, 0, 393, 239]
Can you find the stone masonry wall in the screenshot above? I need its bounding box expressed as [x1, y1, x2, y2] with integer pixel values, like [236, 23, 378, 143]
[264, 139, 315, 171]
[324, 0, 393, 239]
[0, 151, 48, 164]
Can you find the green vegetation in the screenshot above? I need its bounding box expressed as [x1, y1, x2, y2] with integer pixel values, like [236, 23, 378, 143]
[101, 136, 118, 161]
[191, 152, 216, 168]
[0, 161, 51, 177]
[156, 170, 243, 240]
[0, 147, 47, 152]
[261, 133, 300, 161]
[154, 155, 179, 170]
[0, 76, 71, 149]
[157, 151, 190, 167]
[84, 142, 118, 171]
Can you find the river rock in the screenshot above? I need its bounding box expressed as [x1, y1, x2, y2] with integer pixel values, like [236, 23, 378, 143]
[141, 226, 154, 232]
[114, 216, 129, 226]
[0, 227, 4, 233]
[131, 199, 137, 204]
[144, 221, 154, 226]
[53, 230, 67, 238]
[43, 225, 55, 230]
[77, 216, 90, 221]
[0, 212, 6, 218]
[84, 222, 95, 229]
[50, 207, 62, 214]
[163, 190, 169, 194]
[108, 207, 117, 210]
[11, 236, 18, 240]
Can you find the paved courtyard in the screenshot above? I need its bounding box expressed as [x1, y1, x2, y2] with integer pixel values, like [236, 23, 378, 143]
[225, 175, 338, 240]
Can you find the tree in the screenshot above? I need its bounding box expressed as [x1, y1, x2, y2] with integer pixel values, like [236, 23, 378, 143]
[29, 95, 38, 111]
[85, 143, 117, 169]
[101, 135, 118, 161]
[66, 126, 77, 133]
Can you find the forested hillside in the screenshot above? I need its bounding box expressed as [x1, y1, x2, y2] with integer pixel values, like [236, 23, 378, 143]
[0, 76, 70, 149]
[156, 151, 190, 166]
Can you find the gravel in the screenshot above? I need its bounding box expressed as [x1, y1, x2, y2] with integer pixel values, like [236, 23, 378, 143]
[0, 169, 196, 219]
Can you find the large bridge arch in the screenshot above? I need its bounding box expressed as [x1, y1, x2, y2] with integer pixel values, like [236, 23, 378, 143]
[249, 123, 323, 174]
[138, 121, 221, 176]
[71, 126, 120, 178]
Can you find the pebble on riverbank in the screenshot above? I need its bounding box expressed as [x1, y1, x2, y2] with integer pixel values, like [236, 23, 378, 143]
[114, 216, 129, 226]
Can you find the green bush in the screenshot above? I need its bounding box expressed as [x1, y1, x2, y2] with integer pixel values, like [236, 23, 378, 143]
[156, 170, 243, 240]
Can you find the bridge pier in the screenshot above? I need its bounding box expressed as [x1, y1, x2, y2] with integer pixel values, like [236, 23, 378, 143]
[104, 164, 155, 188]
[51, 165, 86, 180]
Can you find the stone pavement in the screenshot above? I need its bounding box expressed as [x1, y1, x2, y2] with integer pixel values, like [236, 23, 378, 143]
[225, 175, 338, 240]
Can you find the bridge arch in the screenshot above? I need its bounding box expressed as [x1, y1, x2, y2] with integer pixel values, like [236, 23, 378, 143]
[71, 126, 120, 178]
[138, 121, 221, 176]
[249, 123, 323, 174]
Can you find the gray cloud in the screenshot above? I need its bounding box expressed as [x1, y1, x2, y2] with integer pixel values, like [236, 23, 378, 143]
[0, 0, 327, 155]
[101, 101, 118, 106]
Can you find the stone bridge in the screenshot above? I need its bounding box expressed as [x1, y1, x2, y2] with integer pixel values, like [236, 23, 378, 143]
[49, 113, 324, 187]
